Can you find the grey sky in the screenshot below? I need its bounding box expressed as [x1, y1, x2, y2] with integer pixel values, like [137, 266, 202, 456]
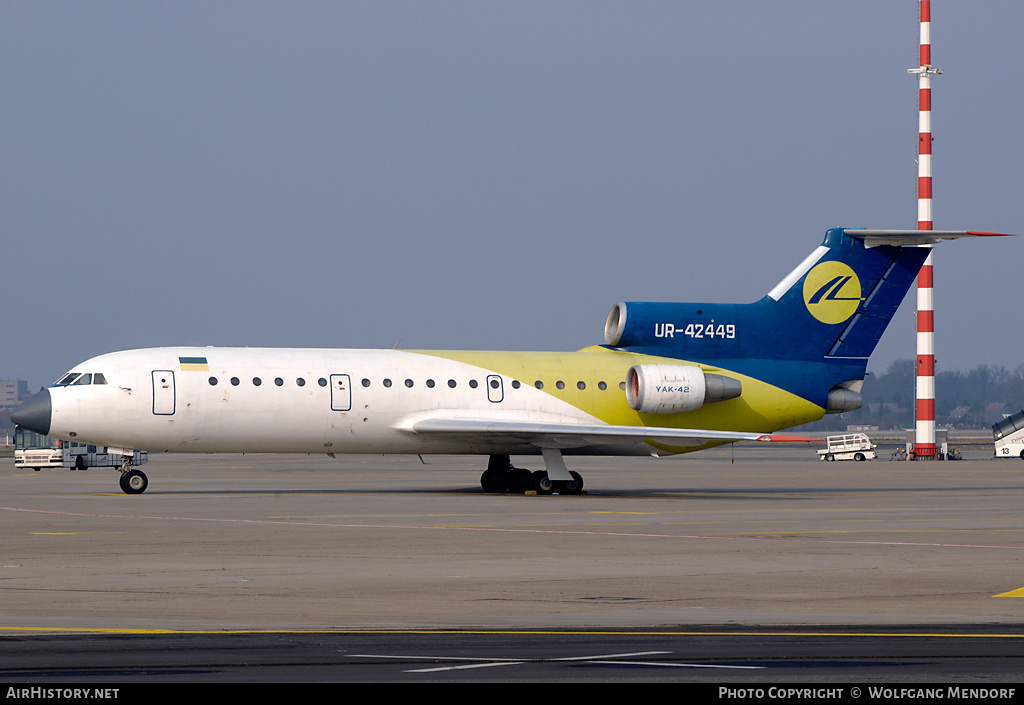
[3, 1, 1021, 390]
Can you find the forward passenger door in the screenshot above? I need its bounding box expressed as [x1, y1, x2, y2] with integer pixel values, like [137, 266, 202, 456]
[151, 370, 176, 415]
[330, 374, 351, 411]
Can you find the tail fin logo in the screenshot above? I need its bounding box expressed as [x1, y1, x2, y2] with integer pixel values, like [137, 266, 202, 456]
[802, 261, 862, 324]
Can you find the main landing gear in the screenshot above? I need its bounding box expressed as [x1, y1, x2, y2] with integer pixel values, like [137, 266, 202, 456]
[118, 456, 148, 495]
[480, 453, 584, 495]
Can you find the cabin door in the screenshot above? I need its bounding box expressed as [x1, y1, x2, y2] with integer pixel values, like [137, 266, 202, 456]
[151, 370, 176, 415]
[330, 374, 351, 411]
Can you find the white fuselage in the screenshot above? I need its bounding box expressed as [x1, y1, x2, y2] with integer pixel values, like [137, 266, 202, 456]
[48, 347, 627, 456]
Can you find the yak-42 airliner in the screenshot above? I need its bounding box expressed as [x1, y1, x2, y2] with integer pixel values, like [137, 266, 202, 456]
[13, 228, 1008, 495]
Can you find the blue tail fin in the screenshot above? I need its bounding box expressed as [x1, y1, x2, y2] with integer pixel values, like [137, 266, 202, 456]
[603, 228, 931, 407]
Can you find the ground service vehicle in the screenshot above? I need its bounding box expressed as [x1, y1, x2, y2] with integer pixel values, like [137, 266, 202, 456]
[817, 433, 876, 461]
[13, 425, 148, 471]
[993, 410, 1024, 459]
[13, 427, 64, 469]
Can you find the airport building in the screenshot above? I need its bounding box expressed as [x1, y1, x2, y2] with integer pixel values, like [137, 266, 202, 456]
[1, 379, 29, 410]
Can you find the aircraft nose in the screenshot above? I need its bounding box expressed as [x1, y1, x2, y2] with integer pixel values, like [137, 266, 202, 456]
[11, 389, 51, 435]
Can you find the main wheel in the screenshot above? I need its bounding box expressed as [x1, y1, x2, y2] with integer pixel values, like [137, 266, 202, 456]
[507, 467, 532, 493]
[555, 471, 584, 495]
[532, 470, 554, 495]
[480, 468, 507, 493]
[120, 469, 148, 495]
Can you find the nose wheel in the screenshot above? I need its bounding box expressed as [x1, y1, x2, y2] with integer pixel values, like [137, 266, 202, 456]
[119, 468, 149, 494]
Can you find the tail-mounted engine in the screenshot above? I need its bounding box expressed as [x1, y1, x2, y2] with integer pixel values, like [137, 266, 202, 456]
[825, 382, 863, 414]
[604, 301, 739, 351]
[625, 364, 742, 414]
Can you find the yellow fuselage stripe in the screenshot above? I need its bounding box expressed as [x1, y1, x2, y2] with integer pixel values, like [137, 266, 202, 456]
[413, 346, 824, 450]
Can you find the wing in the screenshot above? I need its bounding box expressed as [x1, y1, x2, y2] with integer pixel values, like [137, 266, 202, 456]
[406, 417, 809, 450]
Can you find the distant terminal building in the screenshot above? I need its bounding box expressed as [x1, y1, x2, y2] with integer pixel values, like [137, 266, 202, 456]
[1, 380, 30, 410]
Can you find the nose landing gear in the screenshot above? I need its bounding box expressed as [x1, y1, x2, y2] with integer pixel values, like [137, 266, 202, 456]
[118, 456, 149, 494]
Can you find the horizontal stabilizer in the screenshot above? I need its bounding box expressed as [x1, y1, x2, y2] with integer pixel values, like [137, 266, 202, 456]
[844, 229, 1013, 248]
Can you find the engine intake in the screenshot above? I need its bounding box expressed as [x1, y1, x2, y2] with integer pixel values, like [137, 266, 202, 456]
[605, 303, 628, 346]
[625, 364, 741, 414]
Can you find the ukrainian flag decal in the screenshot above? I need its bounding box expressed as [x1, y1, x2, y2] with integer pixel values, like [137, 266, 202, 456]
[179, 356, 209, 371]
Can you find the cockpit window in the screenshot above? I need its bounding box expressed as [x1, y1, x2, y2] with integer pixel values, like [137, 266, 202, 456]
[53, 372, 108, 386]
[55, 372, 81, 386]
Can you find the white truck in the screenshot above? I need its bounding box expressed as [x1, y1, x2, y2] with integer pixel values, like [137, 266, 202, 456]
[817, 433, 876, 462]
[993, 410, 1024, 459]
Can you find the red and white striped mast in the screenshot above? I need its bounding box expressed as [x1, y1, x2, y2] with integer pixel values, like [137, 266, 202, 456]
[908, 0, 942, 459]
